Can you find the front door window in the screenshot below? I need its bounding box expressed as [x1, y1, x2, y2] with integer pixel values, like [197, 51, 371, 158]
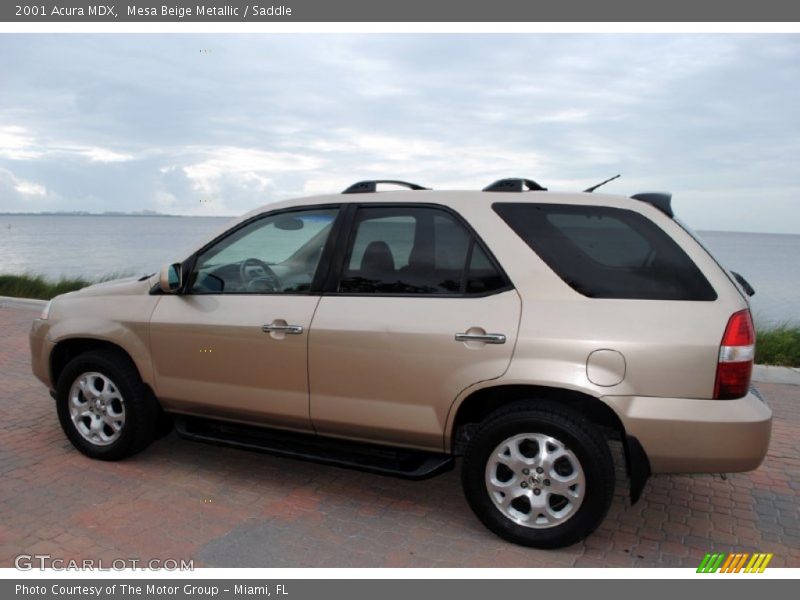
[191, 208, 338, 294]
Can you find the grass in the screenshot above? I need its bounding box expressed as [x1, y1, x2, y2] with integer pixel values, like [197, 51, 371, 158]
[1, 271, 798, 367]
[755, 324, 800, 368]
[0, 272, 132, 301]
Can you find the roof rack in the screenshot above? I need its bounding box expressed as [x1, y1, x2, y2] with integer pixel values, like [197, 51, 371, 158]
[482, 178, 547, 192]
[342, 180, 430, 194]
[631, 192, 673, 218]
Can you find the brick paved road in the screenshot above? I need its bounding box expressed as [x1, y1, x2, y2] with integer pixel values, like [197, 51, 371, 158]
[1, 304, 798, 568]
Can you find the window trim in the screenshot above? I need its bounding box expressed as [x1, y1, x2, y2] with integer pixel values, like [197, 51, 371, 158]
[176, 203, 346, 297]
[323, 202, 514, 299]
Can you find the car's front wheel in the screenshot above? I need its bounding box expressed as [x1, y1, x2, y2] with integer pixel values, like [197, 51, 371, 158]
[55, 350, 158, 460]
[462, 402, 615, 548]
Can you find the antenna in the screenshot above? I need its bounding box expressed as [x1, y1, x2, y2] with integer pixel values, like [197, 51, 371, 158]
[583, 174, 621, 193]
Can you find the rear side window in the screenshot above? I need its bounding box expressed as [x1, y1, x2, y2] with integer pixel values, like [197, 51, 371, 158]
[339, 206, 509, 295]
[493, 203, 717, 300]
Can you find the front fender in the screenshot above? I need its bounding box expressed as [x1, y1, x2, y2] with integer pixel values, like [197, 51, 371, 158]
[46, 294, 161, 388]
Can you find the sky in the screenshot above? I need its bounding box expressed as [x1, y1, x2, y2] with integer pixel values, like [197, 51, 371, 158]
[0, 34, 798, 233]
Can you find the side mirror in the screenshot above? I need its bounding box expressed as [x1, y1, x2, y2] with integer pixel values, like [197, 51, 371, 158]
[159, 263, 183, 294]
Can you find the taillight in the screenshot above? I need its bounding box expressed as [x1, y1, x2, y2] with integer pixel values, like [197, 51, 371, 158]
[714, 309, 755, 399]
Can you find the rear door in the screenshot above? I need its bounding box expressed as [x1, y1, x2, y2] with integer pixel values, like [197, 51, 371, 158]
[308, 204, 521, 451]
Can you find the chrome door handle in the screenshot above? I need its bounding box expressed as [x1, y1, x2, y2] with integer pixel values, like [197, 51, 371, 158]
[455, 332, 506, 344]
[262, 324, 304, 334]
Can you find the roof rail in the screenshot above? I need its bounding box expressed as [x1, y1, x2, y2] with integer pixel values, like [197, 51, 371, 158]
[483, 178, 547, 192]
[342, 180, 429, 194]
[631, 192, 673, 218]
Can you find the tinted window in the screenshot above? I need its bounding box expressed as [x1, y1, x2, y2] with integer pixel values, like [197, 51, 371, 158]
[339, 206, 508, 295]
[467, 245, 508, 294]
[348, 215, 416, 271]
[545, 212, 651, 268]
[493, 203, 716, 300]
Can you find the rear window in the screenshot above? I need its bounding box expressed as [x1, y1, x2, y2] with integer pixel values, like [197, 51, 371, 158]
[493, 203, 717, 300]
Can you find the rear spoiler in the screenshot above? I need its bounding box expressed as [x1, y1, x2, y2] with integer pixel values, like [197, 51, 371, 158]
[631, 192, 673, 218]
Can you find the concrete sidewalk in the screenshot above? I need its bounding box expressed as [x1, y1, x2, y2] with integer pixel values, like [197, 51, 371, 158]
[753, 365, 800, 386]
[1, 303, 798, 568]
[0, 295, 46, 309]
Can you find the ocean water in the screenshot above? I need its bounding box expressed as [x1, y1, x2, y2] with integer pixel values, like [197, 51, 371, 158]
[0, 215, 232, 281]
[0, 215, 797, 326]
[696, 230, 800, 326]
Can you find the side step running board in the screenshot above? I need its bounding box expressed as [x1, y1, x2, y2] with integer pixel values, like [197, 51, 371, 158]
[172, 415, 454, 480]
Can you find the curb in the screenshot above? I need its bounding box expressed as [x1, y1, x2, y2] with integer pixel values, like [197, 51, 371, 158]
[0, 296, 47, 309]
[752, 364, 800, 386]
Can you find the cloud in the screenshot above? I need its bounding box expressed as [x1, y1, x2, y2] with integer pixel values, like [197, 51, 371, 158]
[0, 126, 43, 160]
[0, 166, 47, 197]
[76, 146, 134, 163]
[0, 166, 54, 210]
[0, 125, 134, 163]
[14, 179, 46, 196]
[536, 109, 591, 124]
[0, 34, 798, 232]
[181, 146, 322, 195]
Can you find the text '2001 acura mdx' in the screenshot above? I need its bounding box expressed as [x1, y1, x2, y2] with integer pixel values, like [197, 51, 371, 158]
[29, 178, 772, 548]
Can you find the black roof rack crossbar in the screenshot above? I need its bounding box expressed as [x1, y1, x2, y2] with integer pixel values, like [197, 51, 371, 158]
[342, 180, 430, 194]
[482, 178, 547, 192]
[631, 192, 673, 218]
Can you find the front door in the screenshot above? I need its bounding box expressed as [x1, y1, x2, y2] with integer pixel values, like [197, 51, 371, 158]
[150, 206, 339, 432]
[309, 205, 521, 450]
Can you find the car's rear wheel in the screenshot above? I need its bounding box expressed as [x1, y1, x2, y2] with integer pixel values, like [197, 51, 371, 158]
[55, 350, 158, 460]
[462, 402, 615, 548]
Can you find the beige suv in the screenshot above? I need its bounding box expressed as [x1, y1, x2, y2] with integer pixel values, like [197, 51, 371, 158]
[29, 178, 772, 548]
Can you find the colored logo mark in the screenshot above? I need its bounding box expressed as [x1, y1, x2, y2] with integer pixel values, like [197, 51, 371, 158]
[697, 552, 773, 573]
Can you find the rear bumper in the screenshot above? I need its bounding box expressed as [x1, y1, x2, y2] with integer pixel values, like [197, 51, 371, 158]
[603, 389, 772, 473]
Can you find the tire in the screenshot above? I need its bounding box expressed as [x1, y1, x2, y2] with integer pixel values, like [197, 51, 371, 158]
[462, 401, 615, 548]
[55, 350, 159, 461]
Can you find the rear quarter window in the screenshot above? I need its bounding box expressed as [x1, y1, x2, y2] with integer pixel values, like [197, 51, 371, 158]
[493, 203, 717, 301]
